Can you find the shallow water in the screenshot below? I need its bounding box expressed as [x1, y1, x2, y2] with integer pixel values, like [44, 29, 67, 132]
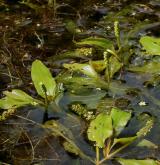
[0, 0, 160, 164]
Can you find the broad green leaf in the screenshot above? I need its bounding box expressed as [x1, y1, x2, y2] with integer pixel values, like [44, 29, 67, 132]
[117, 158, 158, 165]
[140, 36, 160, 55]
[31, 60, 56, 98]
[128, 62, 160, 74]
[63, 63, 98, 78]
[105, 56, 123, 79]
[111, 107, 131, 136]
[0, 89, 39, 109]
[76, 37, 113, 49]
[0, 97, 24, 109]
[137, 139, 158, 149]
[87, 113, 113, 148]
[4, 90, 37, 102]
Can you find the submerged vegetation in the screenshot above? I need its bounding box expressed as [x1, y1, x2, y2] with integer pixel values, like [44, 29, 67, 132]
[0, 0, 160, 164]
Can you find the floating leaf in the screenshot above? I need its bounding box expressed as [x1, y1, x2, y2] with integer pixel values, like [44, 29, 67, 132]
[57, 71, 108, 91]
[44, 120, 74, 139]
[140, 36, 160, 55]
[128, 62, 160, 74]
[0, 89, 39, 109]
[137, 139, 158, 149]
[111, 107, 131, 136]
[31, 60, 56, 98]
[117, 158, 158, 165]
[65, 89, 106, 109]
[76, 37, 113, 49]
[87, 113, 113, 148]
[63, 63, 98, 78]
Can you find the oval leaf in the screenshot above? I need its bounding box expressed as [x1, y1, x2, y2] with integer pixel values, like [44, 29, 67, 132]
[87, 113, 113, 148]
[31, 60, 56, 98]
[0, 89, 39, 109]
[111, 107, 131, 136]
[105, 56, 123, 79]
[140, 36, 160, 55]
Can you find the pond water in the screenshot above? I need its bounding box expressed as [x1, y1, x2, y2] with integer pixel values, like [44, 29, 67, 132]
[0, 0, 160, 164]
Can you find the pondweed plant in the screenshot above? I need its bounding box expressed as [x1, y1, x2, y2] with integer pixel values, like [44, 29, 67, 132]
[0, 60, 63, 120]
[44, 106, 157, 165]
[87, 108, 156, 165]
[56, 21, 123, 87]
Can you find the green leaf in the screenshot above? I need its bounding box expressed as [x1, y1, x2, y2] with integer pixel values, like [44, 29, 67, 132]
[65, 19, 78, 34]
[76, 37, 113, 49]
[111, 107, 131, 136]
[0, 89, 39, 109]
[4, 90, 36, 102]
[140, 36, 160, 55]
[117, 158, 159, 165]
[128, 62, 160, 74]
[90, 60, 106, 73]
[31, 60, 56, 98]
[137, 139, 158, 149]
[66, 89, 106, 109]
[113, 136, 137, 147]
[105, 56, 123, 79]
[87, 113, 113, 148]
[63, 63, 98, 78]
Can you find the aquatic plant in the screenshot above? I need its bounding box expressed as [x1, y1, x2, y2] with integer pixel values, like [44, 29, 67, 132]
[0, 60, 63, 120]
[129, 36, 160, 74]
[87, 108, 157, 165]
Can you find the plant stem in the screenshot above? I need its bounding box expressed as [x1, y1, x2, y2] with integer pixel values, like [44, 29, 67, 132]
[106, 138, 112, 157]
[106, 55, 110, 85]
[99, 142, 131, 164]
[106, 49, 121, 61]
[96, 146, 100, 165]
